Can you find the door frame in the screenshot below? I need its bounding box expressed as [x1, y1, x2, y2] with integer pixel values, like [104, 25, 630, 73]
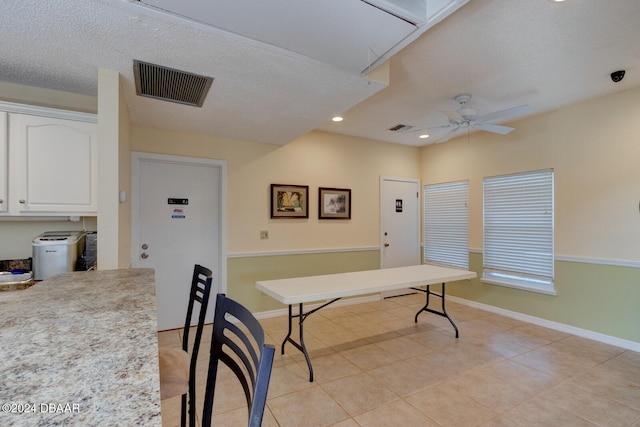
[131, 152, 228, 294]
[379, 176, 421, 268]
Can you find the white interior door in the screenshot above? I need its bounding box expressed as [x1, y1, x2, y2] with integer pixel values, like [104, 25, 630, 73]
[380, 176, 420, 297]
[131, 153, 226, 331]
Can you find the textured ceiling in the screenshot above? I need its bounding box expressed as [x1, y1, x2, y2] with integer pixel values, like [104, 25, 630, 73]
[2, 0, 640, 147]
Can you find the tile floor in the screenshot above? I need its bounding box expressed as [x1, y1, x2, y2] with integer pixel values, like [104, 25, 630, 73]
[159, 293, 640, 427]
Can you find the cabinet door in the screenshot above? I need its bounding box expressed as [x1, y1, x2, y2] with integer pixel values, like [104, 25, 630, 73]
[0, 112, 6, 213]
[10, 114, 97, 214]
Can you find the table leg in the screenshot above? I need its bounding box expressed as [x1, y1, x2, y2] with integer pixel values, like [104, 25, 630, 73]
[413, 283, 459, 338]
[280, 298, 340, 382]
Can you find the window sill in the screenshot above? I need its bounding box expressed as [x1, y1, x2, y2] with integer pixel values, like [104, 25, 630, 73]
[481, 278, 557, 296]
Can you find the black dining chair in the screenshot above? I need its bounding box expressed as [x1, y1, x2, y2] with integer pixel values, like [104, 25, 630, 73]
[158, 264, 213, 427]
[202, 293, 276, 427]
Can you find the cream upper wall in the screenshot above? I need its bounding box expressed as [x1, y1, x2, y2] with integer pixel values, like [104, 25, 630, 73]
[421, 85, 640, 263]
[131, 128, 420, 253]
[118, 76, 132, 268]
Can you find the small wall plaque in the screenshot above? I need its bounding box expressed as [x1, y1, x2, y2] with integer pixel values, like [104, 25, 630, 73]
[168, 198, 189, 205]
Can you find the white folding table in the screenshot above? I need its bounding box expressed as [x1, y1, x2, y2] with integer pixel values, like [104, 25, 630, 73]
[256, 264, 476, 381]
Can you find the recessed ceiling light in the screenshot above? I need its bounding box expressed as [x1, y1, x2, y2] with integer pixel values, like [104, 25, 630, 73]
[332, 116, 344, 122]
[419, 134, 430, 139]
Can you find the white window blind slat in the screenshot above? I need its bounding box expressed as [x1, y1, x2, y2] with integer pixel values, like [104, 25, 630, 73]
[423, 181, 469, 269]
[483, 169, 554, 290]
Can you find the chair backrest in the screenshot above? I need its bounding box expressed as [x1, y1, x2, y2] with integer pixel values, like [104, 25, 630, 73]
[182, 264, 214, 427]
[202, 293, 276, 427]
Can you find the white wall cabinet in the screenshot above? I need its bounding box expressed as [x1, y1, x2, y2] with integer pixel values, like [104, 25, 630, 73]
[0, 102, 97, 217]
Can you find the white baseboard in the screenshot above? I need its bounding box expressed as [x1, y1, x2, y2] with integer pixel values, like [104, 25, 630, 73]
[447, 295, 640, 352]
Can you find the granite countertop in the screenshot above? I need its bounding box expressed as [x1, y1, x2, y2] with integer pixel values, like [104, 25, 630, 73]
[0, 268, 161, 426]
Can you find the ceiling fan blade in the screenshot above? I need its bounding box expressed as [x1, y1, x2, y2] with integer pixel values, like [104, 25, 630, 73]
[475, 104, 532, 123]
[400, 123, 454, 135]
[472, 123, 514, 135]
[424, 123, 456, 131]
[440, 109, 463, 122]
[435, 126, 460, 143]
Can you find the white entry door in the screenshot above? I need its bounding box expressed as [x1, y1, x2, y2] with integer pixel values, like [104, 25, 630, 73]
[131, 152, 226, 331]
[380, 176, 420, 297]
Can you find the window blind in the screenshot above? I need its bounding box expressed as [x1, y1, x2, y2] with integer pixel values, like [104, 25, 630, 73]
[483, 169, 554, 290]
[423, 181, 469, 269]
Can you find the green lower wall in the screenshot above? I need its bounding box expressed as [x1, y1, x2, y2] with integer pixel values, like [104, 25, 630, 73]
[447, 252, 640, 343]
[228, 250, 639, 344]
[227, 250, 380, 312]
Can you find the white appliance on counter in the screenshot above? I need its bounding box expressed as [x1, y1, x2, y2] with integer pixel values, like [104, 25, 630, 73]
[32, 231, 86, 280]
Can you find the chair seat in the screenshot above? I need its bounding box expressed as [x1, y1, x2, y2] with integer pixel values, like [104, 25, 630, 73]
[158, 347, 190, 400]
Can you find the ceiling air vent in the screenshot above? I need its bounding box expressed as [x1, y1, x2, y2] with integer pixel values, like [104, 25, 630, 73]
[388, 124, 414, 132]
[133, 60, 213, 107]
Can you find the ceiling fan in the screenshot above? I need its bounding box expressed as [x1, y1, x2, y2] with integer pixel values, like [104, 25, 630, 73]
[424, 93, 532, 143]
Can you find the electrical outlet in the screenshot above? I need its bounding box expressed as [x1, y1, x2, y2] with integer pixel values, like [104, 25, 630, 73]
[260, 230, 269, 240]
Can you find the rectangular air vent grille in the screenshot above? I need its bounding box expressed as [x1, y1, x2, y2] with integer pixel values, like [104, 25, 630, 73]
[133, 60, 213, 107]
[388, 124, 413, 132]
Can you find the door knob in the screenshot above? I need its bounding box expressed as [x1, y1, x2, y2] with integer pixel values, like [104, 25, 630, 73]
[19, 199, 26, 204]
[384, 243, 390, 247]
[141, 244, 148, 250]
[140, 252, 149, 259]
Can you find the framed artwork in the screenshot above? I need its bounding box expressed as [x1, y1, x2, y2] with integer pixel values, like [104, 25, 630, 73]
[270, 184, 309, 218]
[318, 187, 351, 219]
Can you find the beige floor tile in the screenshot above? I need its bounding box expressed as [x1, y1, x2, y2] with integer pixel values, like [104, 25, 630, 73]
[406, 382, 499, 427]
[479, 415, 519, 427]
[368, 360, 439, 396]
[510, 322, 570, 344]
[158, 329, 182, 347]
[595, 350, 640, 385]
[304, 352, 362, 384]
[319, 331, 372, 353]
[473, 332, 537, 359]
[160, 295, 640, 427]
[328, 419, 359, 427]
[304, 317, 351, 335]
[547, 335, 626, 365]
[569, 368, 640, 411]
[205, 404, 279, 427]
[510, 345, 594, 380]
[354, 399, 440, 427]
[340, 343, 400, 371]
[267, 386, 349, 427]
[380, 303, 423, 320]
[373, 335, 431, 360]
[542, 381, 640, 426]
[160, 395, 183, 427]
[407, 341, 501, 382]
[503, 398, 598, 426]
[267, 358, 316, 398]
[320, 372, 398, 416]
[405, 328, 460, 352]
[355, 326, 404, 344]
[443, 368, 539, 413]
[477, 359, 559, 392]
